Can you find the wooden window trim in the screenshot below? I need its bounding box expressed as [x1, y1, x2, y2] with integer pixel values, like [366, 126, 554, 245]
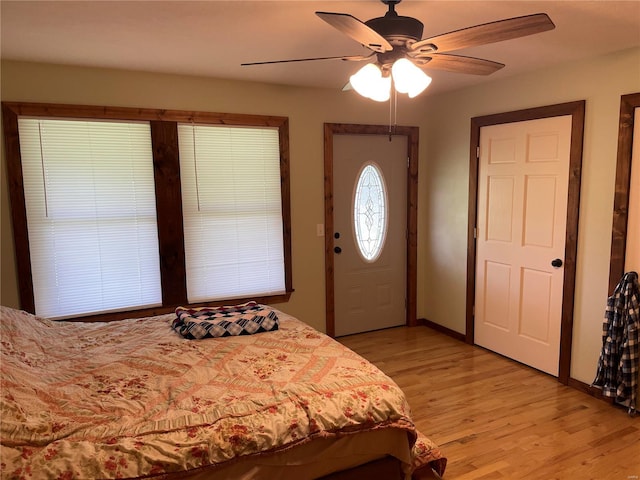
[2, 102, 292, 322]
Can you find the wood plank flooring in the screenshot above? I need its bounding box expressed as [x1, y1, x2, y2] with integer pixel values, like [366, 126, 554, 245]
[338, 326, 640, 480]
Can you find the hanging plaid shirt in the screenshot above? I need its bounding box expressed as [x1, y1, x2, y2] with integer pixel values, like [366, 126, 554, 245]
[592, 271, 639, 415]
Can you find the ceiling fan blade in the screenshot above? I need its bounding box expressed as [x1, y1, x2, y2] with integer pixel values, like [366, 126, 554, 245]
[414, 53, 504, 75]
[316, 11, 393, 53]
[241, 54, 371, 66]
[409, 13, 555, 54]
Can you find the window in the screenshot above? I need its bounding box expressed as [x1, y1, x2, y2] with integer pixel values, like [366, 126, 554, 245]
[18, 118, 161, 319]
[178, 124, 285, 302]
[353, 162, 388, 262]
[2, 102, 292, 321]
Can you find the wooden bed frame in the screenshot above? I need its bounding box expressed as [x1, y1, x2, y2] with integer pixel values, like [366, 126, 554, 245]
[322, 457, 439, 480]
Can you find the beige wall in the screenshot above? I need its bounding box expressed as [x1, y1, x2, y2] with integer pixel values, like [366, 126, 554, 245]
[2, 46, 639, 385]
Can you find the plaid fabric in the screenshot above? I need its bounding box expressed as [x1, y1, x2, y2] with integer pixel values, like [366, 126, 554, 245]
[173, 302, 279, 339]
[592, 271, 639, 415]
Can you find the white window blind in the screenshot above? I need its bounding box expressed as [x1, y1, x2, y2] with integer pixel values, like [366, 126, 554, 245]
[178, 124, 285, 302]
[18, 118, 162, 319]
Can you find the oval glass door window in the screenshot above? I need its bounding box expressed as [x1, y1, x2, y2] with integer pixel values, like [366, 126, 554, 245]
[353, 162, 388, 262]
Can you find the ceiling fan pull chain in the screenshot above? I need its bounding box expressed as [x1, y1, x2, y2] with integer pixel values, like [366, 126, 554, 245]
[389, 88, 393, 141]
[394, 88, 398, 129]
[388, 88, 398, 142]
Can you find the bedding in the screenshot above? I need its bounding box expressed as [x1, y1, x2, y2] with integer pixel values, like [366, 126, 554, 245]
[0, 305, 446, 479]
[173, 302, 280, 339]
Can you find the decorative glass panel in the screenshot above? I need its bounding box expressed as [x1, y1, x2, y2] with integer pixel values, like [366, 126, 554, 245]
[353, 162, 388, 262]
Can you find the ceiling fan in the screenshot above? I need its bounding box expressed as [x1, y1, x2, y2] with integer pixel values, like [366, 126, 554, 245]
[242, 0, 555, 100]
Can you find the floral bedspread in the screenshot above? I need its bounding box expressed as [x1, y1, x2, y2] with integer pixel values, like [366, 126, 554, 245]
[0, 306, 445, 479]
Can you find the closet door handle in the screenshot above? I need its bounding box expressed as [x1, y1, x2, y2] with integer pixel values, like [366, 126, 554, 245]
[551, 258, 563, 268]
[334, 246, 342, 254]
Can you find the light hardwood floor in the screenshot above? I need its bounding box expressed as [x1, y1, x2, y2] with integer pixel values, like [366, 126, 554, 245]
[338, 326, 639, 480]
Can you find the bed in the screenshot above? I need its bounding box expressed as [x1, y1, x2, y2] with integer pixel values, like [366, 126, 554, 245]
[0, 304, 446, 479]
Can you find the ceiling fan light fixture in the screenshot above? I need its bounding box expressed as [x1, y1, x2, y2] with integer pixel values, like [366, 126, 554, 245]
[391, 58, 432, 98]
[244, 2, 556, 101]
[350, 63, 391, 102]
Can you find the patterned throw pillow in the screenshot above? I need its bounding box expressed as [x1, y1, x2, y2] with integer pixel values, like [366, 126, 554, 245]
[172, 302, 279, 339]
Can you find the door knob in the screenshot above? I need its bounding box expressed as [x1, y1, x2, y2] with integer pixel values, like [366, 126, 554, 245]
[551, 258, 563, 268]
[334, 246, 342, 254]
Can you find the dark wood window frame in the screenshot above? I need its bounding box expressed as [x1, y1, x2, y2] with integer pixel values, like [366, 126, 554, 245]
[2, 102, 292, 322]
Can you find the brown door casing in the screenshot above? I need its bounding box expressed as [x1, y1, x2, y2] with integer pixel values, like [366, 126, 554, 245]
[466, 101, 585, 385]
[323, 123, 419, 337]
[608, 93, 640, 293]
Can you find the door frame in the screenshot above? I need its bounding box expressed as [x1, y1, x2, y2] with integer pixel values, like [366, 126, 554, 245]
[608, 92, 640, 293]
[466, 101, 585, 384]
[324, 123, 419, 337]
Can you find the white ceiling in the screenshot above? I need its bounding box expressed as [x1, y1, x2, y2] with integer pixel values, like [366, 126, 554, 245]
[2, 0, 640, 97]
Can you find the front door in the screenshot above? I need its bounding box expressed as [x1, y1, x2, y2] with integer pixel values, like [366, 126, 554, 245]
[474, 115, 572, 376]
[332, 134, 407, 337]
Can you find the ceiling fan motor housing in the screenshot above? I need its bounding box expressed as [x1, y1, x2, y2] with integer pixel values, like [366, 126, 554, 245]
[365, 15, 424, 46]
